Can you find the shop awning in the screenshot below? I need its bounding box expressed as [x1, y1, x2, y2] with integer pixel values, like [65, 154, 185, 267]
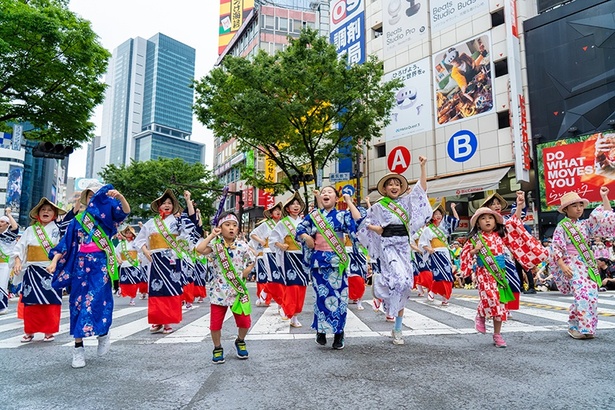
[427, 167, 511, 198]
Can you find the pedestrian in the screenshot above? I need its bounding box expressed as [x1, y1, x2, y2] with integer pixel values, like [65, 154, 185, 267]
[596, 258, 615, 291]
[411, 226, 432, 297]
[12, 198, 69, 343]
[357, 156, 432, 345]
[134, 189, 195, 336]
[196, 211, 255, 364]
[549, 187, 615, 339]
[250, 202, 283, 310]
[461, 205, 547, 348]
[296, 187, 362, 350]
[116, 225, 141, 306]
[270, 192, 309, 328]
[0, 207, 20, 315]
[48, 184, 130, 368]
[419, 201, 460, 305]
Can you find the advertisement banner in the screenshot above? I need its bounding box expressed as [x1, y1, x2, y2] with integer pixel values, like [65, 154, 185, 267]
[433, 32, 494, 127]
[331, 12, 365, 66]
[6, 165, 22, 215]
[263, 155, 277, 195]
[430, 0, 489, 34]
[384, 57, 432, 141]
[537, 130, 615, 212]
[218, 0, 255, 55]
[382, 0, 428, 57]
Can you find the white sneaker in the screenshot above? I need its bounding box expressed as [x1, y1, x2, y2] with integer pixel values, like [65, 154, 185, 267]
[72, 346, 86, 368]
[392, 329, 405, 345]
[97, 333, 111, 356]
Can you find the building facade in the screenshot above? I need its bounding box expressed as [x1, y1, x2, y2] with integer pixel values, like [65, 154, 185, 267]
[95, 33, 204, 177]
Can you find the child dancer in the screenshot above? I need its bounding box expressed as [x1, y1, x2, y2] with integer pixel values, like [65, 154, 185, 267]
[296, 188, 362, 350]
[419, 202, 459, 305]
[197, 211, 255, 364]
[358, 156, 432, 345]
[549, 188, 615, 339]
[49, 185, 130, 368]
[461, 204, 547, 348]
[117, 226, 140, 306]
[270, 192, 308, 328]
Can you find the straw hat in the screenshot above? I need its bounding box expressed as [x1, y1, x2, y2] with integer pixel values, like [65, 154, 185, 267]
[432, 203, 446, 216]
[120, 225, 137, 238]
[263, 202, 283, 219]
[481, 192, 508, 210]
[557, 192, 589, 214]
[79, 181, 103, 205]
[29, 197, 66, 221]
[282, 191, 306, 217]
[470, 207, 504, 229]
[150, 189, 180, 214]
[377, 173, 408, 196]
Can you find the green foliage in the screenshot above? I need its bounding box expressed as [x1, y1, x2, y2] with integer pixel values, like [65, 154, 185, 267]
[99, 158, 222, 221]
[0, 0, 110, 147]
[194, 28, 401, 194]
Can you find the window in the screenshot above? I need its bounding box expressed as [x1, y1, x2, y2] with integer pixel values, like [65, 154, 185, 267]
[491, 9, 505, 28]
[498, 110, 510, 129]
[277, 17, 288, 32]
[375, 143, 386, 158]
[494, 59, 508, 77]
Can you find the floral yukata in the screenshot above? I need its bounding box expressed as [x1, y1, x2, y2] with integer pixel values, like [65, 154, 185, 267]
[549, 206, 615, 336]
[461, 216, 547, 322]
[358, 184, 431, 316]
[206, 239, 255, 307]
[296, 208, 357, 335]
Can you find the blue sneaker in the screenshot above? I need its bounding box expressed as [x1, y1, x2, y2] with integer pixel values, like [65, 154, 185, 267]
[212, 347, 225, 364]
[235, 338, 249, 359]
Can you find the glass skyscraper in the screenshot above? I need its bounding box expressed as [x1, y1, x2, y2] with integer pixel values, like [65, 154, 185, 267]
[96, 33, 203, 175]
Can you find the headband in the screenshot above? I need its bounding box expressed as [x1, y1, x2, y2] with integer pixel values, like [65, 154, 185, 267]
[217, 214, 238, 227]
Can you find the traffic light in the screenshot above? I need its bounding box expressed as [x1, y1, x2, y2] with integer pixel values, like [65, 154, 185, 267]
[31, 142, 74, 159]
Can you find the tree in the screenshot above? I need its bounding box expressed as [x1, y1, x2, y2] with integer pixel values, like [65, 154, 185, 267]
[0, 0, 110, 147]
[99, 158, 223, 221]
[194, 28, 402, 197]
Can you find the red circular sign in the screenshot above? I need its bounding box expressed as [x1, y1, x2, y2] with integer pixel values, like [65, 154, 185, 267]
[387, 146, 411, 173]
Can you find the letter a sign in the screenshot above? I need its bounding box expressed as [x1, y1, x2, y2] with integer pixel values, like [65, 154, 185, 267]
[387, 146, 411, 173]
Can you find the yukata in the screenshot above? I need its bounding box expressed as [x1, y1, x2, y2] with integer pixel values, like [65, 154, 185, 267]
[0, 226, 19, 311]
[50, 192, 128, 339]
[249, 220, 278, 305]
[296, 208, 357, 335]
[412, 229, 433, 291]
[270, 215, 309, 319]
[14, 222, 65, 335]
[358, 184, 431, 316]
[499, 204, 526, 311]
[419, 214, 459, 300]
[460, 216, 547, 322]
[193, 246, 209, 301]
[116, 239, 141, 299]
[549, 206, 615, 337]
[134, 213, 194, 326]
[347, 238, 368, 303]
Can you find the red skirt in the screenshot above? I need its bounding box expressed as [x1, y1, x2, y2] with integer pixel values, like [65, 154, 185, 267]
[193, 285, 206, 298]
[23, 304, 61, 334]
[267, 282, 285, 306]
[348, 275, 366, 301]
[17, 295, 24, 320]
[431, 281, 453, 300]
[415, 271, 433, 290]
[120, 283, 139, 298]
[181, 282, 195, 303]
[281, 285, 307, 318]
[506, 292, 520, 311]
[256, 283, 272, 304]
[148, 295, 182, 325]
[138, 282, 148, 294]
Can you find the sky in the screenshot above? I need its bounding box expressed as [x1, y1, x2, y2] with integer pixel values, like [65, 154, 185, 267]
[67, 0, 220, 178]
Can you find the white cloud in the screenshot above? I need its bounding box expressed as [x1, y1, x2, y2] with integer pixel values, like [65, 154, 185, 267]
[67, 0, 220, 177]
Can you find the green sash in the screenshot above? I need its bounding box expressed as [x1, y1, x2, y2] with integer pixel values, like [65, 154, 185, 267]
[212, 238, 251, 315]
[153, 216, 189, 259]
[265, 219, 276, 230]
[559, 218, 601, 285]
[281, 217, 301, 249]
[379, 197, 410, 234]
[76, 212, 119, 282]
[471, 234, 515, 303]
[428, 223, 449, 246]
[309, 210, 349, 276]
[120, 241, 139, 268]
[33, 222, 54, 257]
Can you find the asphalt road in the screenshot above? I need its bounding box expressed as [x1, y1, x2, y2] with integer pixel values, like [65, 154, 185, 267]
[1, 286, 614, 410]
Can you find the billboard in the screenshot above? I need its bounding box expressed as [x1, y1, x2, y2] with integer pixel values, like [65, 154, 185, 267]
[384, 57, 432, 141]
[536, 130, 615, 212]
[382, 0, 428, 56]
[433, 32, 494, 127]
[330, 0, 365, 66]
[430, 0, 489, 34]
[6, 165, 22, 215]
[218, 0, 255, 55]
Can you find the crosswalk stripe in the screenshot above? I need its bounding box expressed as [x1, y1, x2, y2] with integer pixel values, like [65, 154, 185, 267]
[155, 308, 232, 344]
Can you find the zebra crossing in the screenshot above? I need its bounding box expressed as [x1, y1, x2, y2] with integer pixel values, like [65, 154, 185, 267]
[2, 290, 615, 349]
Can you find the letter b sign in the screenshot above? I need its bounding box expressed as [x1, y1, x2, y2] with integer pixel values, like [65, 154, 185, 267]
[447, 130, 477, 163]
